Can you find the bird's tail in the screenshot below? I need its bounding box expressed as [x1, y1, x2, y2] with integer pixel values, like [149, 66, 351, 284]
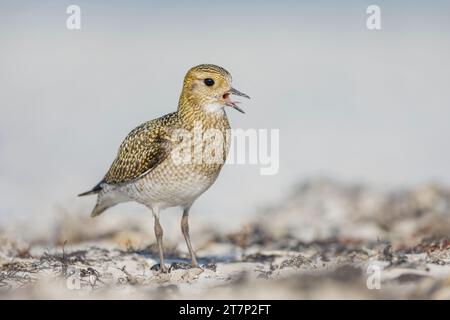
[78, 189, 98, 197]
[78, 179, 105, 197]
[90, 202, 109, 217]
[78, 179, 111, 216]
[87, 188, 127, 218]
[78, 179, 127, 217]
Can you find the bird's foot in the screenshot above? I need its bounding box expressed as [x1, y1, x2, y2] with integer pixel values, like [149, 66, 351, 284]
[150, 263, 168, 273]
[202, 262, 217, 272]
[168, 261, 208, 272]
[169, 261, 194, 272]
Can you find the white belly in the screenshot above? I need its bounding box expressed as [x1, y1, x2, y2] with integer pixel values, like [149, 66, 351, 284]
[116, 160, 221, 210]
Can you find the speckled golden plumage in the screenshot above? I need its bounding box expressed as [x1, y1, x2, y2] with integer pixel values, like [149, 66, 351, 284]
[79, 64, 249, 272]
[105, 112, 178, 184]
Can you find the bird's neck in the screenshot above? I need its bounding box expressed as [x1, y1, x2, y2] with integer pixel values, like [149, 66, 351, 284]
[177, 95, 230, 131]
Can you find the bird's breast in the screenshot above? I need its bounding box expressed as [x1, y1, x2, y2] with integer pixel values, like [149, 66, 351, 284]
[120, 121, 231, 209]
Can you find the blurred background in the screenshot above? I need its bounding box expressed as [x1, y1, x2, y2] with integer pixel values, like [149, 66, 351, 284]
[1, 0, 450, 241]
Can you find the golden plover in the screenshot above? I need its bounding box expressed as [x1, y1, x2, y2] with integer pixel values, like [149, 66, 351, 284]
[79, 64, 249, 272]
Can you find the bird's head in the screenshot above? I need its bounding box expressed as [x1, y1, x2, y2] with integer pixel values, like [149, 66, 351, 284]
[179, 64, 250, 114]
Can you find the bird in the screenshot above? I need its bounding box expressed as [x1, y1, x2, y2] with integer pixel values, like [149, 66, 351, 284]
[78, 64, 249, 272]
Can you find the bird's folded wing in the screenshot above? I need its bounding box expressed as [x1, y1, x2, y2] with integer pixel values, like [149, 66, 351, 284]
[104, 113, 178, 185]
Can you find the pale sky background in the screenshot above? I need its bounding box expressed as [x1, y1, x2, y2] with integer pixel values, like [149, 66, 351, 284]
[1, 1, 449, 232]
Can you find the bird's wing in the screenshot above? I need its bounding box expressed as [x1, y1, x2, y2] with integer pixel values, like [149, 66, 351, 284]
[103, 112, 179, 185]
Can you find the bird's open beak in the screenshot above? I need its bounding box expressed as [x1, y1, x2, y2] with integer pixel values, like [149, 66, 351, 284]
[223, 87, 250, 114]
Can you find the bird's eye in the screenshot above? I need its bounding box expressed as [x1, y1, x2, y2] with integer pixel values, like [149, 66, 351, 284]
[204, 78, 215, 86]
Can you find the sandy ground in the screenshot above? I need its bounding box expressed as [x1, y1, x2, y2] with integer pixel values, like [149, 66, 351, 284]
[1, 178, 450, 299]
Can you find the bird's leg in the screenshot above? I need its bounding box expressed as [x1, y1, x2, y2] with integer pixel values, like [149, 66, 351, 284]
[152, 210, 167, 273]
[181, 207, 199, 268]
